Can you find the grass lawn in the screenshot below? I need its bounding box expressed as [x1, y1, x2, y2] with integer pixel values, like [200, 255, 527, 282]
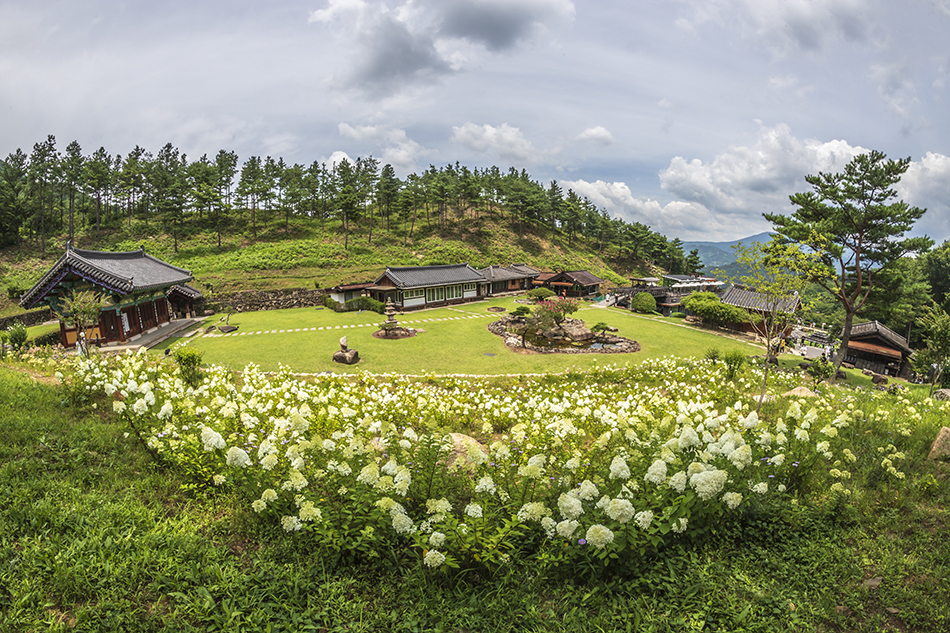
[152, 298, 761, 374]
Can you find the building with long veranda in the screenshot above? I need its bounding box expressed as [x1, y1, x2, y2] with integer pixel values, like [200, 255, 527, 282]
[19, 244, 198, 348]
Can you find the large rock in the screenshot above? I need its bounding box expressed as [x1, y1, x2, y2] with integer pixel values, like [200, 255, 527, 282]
[933, 389, 950, 401]
[872, 374, 888, 385]
[783, 386, 818, 398]
[332, 349, 359, 364]
[928, 426, 950, 461]
[540, 320, 594, 342]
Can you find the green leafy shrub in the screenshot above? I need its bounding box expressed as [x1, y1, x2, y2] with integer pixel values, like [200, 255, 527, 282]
[723, 349, 746, 381]
[0, 330, 7, 359]
[682, 292, 748, 327]
[704, 348, 721, 364]
[172, 345, 205, 388]
[511, 305, 531, 318]
[30, 330, 61, 348]
[344, 296, 384, 314]
[323, 295, 344, 312]
[6, 322, 27, 355]
[526, 287, 556, 302]
[808, 356, 835, 383]
[630, 292, 657, 313]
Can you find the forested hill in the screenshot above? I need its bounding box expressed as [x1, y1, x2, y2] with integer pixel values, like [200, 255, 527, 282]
[0, 137, 705, 315]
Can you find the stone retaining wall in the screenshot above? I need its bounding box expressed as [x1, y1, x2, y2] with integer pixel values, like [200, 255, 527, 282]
[0, 308, 54, 330]
[207, 288, 326, 313]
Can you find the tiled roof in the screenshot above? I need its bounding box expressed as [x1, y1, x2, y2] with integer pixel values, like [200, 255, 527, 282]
[845, 320, 912, 354]
[21, 246, 193, 308]
[478, 263, 540, 282]
[166, 284, 203, 299]
[720, 285, 800, 313]
[560, 270, 605, 286]
[375, 263, 485, 289]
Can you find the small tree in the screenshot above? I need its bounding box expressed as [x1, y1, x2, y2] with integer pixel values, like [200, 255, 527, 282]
[534, 297, 580, 328]
[728, 238, 826, 409]
[526, 287, 555, 302]
[511, 305, 531, 318]
[765, 151, 932, 372]
[55, 290, 104, 358]
[912, 303, 950, 397]
[591, 322, 611, 340]
[630, 292, 657, 314]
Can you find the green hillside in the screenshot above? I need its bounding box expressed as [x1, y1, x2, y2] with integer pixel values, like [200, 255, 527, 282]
[0, 214, 658, 318]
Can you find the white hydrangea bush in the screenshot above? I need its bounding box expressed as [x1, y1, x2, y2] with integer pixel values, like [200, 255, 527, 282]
[65, 351, 926, 570]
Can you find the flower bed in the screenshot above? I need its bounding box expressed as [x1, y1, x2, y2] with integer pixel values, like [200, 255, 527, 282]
[62, 350, 926, 573]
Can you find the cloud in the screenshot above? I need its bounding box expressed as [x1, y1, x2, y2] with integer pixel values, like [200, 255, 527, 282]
[576, 126, 614, 146]
[898, 151, 950, 239]
[451, 122, 541, 162]
[560, 124, 950, 242]
[338, 122, 433, 173]
[308, 0, 575, 97]
[325, 150, 353, 169]
[870, 61, 917, 118]
[677, 0, 871, 56]
[433, 0, 576, 51]
[659, 123, 864, 214]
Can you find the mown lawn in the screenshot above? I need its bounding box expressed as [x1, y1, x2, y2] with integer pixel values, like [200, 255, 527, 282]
[152, 298, 760, 374]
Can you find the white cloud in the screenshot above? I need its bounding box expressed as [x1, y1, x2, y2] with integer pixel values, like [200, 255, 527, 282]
[325, 150, 353, 169]
[659, 123, 864, 214]
[338, 122, 433, 173]
[897, 151, 950, 239]
[576, 126, 614, 145]
[451, 122, 541, 161]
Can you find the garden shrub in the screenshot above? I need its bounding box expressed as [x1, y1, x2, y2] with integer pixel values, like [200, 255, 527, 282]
[526, 287, 555, 302]
[630, 292, 657, 314]
[6, 322, 27, 355]
[172, 345, 205, 388]
[323, 295, 344, 311]
[61, 350, 923, 575]
[808, 356, 835, 383]
[344, 296, 384, 314]
[511, 306, 531, 318]
[681, 292, 748, 327]
[704, 348, 721, 364]
[723, 349, 746, 381]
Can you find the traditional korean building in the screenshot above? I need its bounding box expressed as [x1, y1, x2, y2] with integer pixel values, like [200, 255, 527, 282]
[366, 263, 488, 310]
[841, 321, 914, 378]
[719, 284, 801, 334]
[19, 244, 198, 347]
[533, 270, 605, 297]
[477, 263, 539, 295]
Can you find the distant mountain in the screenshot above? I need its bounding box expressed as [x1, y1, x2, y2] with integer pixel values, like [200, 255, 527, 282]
[682, 232, 775, 272]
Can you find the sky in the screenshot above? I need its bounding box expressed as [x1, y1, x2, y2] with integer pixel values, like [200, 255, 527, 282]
[1, 0, 949, 243]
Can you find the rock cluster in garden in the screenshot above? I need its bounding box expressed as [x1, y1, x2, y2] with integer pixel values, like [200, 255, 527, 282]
[487, 316, 640, 355]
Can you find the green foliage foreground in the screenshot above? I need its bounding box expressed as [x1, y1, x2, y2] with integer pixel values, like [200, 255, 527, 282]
[2, 355, 949, 632]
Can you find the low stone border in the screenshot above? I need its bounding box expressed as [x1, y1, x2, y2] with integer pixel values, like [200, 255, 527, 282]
[487, 318, 641, 355]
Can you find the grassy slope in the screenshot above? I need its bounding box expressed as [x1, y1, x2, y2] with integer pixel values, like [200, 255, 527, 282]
[2, 364, 948, 632]
[0, 215, 644, 318]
